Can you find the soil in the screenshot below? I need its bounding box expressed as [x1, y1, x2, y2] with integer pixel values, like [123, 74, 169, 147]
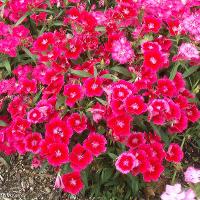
[0, 154, 88, 200]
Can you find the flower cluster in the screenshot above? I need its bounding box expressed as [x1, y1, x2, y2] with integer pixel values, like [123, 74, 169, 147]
[0, 0, 199, 197]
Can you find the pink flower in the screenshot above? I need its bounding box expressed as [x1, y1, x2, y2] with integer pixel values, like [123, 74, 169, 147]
[125, 95, 147, 115]
[112, 37, 134, 64]
[115, 152, 139, 174]
[46, 142, 69, 167]
[142, 158, 164, 182]
[173, 43, 199, 61]
[54, 173, 64, 189]
[83, 132, 107, 157]
[89, 103, 106, 123]
[62, 172, 84, 195]
[63, 84, 85, 107]
[143, 50, 165, 71]
[45, 117, 73, 144]
[184, 166, 200, 184]
[184, 189, 196, 200]
[107, 114, 132, 136]
[31, 156, 41, 169]
[70, 143, 93, 171]
[127, 132, 146, 149]
[157, 78, 176, 97]
[165, 143, 184, 163]
[84, 77, 104, 97]
[143, 16, 161, 33]
[67, 113, 87, 134]
[25, 132, 42, 154]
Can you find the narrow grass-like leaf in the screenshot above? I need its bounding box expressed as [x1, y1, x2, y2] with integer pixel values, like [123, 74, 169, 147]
[183, 66, 200, 78]
[14, 12, 30, 27]
[111, 66, 131, 77]
[22, 47, 37, 63]
[70, 69, 92, 77]
[3, 59, 11, 74]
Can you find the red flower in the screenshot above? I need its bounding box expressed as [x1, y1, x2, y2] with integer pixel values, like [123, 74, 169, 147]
[65, 38, 82, 59]
[45, 117, 73, 144]
[111, 80, 135, 101]
[63, 84, 84, 107]
[33, 32, 54, 52]
[167, 19, 180, 36]
[11, 117, 30, 140]
[142, 158, 164, 182]
[157, 78, 176, 97]
[19, 78, 37, 94]
[127, 132, 146, 149]
[143, 50, 164, 71]
[62, 172, 84, 195]
[110, 99, 126, 115]
[107, 114, 132, 136]
[115, 152, 139, 174]
[168, 111, 188, 134]
[83, 77, 104, 97]
[7, 96, 27, 118]
[143, 16, 161, 33]
[186, 104, 200, 123]
[150, 142, 166, 161]
[165, 100, 181, 121]
[25, 132, 42, 154]
[173, 72, 186, 91]
[70, 144, 93, 171]
[141, 41, 161, 53]
[165, 143, 184, 163]
[83, 132, 107, 156]
[131, 149, 150, 175]
[125, 95, 147, 115]
[67, 113, 87, 134]
[46, 142, 69, 167]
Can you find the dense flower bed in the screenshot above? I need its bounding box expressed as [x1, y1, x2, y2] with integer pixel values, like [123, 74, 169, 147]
[0, 0, 200, 199]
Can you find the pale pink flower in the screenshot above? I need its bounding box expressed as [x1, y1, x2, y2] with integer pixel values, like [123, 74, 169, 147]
[184, 166, 200, 184]
[184, 189, 196, 200]
[161, 184, 186, 200]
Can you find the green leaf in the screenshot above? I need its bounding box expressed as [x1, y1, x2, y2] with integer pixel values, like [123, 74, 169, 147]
[183, 66, 200, 78]
[151, 123, 170, 145]
[3, 59, 11, 74]
[95, 97, 107, 106]
[14, 12, 30, 27]
[69, 69, 92, 78]
[101, 168, 113, 183]
[22, 47, 37, 63]
[0, 120, 7, 127]
[33, 90, 42, 104]
[102, 74, 119, 81]
[107, 153, 117, 160]
[170, 63, 180, 80]
[111, 66, 131, 77]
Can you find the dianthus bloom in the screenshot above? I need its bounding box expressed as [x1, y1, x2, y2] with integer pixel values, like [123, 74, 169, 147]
[62, 172, 84, 195]
[83, 132, 107, 156]
[161, 184, 196, 200]
[115, 152, 139, 174]
[25, 132, 42, 154]
[184, 166, 200, 184]
[46, 142, 69, 167]
[63, 84, 85, 107]
[67, 113, 87, 134]
[70, 144, 93, 171]
[173, 43, 199, 61]
[165, 143, 184, 163]
[112, 37, 134, 64]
